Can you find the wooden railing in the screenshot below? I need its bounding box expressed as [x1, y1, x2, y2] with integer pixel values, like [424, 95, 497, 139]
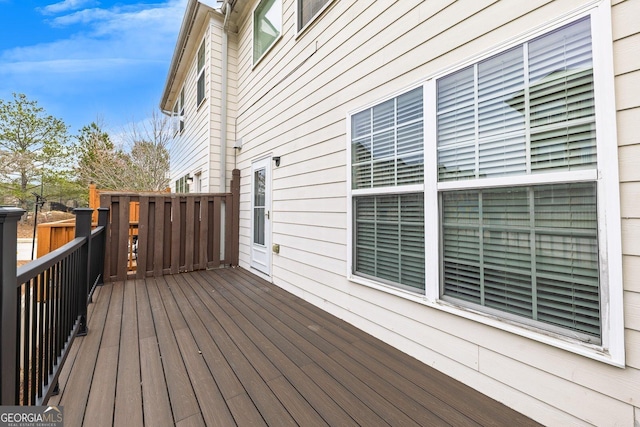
[0, 208, 108, 405]
[100, 169, 240, 282]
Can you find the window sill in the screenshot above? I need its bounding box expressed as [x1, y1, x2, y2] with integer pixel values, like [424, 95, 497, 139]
[347, 274, 625, 368]
[197, 97, 207, 112]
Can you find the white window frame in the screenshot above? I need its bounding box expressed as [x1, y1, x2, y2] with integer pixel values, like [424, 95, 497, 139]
[252, 0, 282, 66]
[172, 101, 180, 136]
[347, 84, 426, 295]
[196, 40, 206, 108]
[296, 0, 335, 36]
[346, 3, 624, 366]
[179, 87, 185, 133]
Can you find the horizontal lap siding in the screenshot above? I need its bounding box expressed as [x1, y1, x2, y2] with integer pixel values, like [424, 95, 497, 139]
[171, 23, 214, 189]
[615, 2, 640, 407]
[232, 0, 640, 424]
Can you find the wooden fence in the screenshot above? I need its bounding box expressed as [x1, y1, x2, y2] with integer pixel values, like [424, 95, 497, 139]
[36, 219, 76, 258]
[34, 184, 152, 258]
[100, 169, 240, 282]
[89, 183, 145, 223]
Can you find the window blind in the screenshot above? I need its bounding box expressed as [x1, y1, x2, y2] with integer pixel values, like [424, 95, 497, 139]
[442, 183, 600, 338]
[355, 194, 425, 291]
[352, 87, 423, 189]
[437, 17, 595, 181]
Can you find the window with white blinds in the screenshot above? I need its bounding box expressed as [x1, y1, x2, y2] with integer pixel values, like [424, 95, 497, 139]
[437, 17, 603, 341]
[350, 87, 425, 291]
[348, 9, 621, 358]
[442, 183, 600, 338]
[437, 17, 595, 181]
[355, 194, 425, 291]
[352, 87, 424, 189]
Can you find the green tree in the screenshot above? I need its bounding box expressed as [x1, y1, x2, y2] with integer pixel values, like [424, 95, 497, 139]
[0, 93, 70, 208]
[75, 121, 133, 190]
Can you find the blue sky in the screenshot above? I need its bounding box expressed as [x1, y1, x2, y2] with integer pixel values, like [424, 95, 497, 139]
[0, 0, 189, 135]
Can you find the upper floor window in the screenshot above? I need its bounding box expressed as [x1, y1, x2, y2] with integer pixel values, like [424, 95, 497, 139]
[298, 0, 330, 31]
[253, 0, 281, 64]
[197, 41, 205, 106]
[172, 87, 185, 135]
[179, 87, 185, 132]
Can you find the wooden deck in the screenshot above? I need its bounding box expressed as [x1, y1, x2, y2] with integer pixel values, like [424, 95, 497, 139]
[50, 267, 539, 426]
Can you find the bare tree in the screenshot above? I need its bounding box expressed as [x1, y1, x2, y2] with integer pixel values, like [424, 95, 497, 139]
[75, 112, 170, 192]
[121, 110, 171, 191]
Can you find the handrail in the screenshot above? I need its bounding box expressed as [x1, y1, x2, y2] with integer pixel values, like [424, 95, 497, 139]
[17, 237, 85, 285]
[0, 207, 109, 406]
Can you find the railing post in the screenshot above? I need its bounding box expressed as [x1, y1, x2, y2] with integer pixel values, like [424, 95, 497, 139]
[230, 169, 240, 266]
[0, 207, 25, 405]
[74, 208, 93, 337]
[97, 208, 109, 286]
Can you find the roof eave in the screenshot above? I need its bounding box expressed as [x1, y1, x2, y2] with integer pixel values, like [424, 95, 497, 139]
[159, 0, 223, 112]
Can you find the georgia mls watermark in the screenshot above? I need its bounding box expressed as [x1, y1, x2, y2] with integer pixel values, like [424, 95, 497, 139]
[0, 406, 63, 427]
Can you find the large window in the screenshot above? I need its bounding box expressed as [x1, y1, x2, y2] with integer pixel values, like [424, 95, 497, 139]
[348, 9, 622, 361]
[436, 17, 603, 341]
[253, 0, 281, 64]
[196, 41, 205, 106]
[350, 87, 425, 292]
[298, 0, 330, 31]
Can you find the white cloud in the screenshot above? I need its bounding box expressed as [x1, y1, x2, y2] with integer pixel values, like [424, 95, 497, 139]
[2, 0, 187, 71]
[40, 0, 98, 15]
[0, 0, 188, 131]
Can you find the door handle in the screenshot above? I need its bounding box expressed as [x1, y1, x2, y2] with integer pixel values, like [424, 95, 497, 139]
[266, 210, 270, 219]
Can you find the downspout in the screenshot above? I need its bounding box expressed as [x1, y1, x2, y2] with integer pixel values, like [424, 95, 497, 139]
[220, 0, 231, 192]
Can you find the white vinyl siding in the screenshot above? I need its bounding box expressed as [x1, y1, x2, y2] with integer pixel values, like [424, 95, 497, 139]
[228, 0, 635, 422]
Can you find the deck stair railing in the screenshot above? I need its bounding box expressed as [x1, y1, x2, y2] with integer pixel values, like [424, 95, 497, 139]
[0, 207, 108, 406]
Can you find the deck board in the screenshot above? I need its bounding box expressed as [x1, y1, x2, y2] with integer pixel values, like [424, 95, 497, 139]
[54, 267, 541, 426]
[114, 279, 143, 427]
[147, 278, 200, 424]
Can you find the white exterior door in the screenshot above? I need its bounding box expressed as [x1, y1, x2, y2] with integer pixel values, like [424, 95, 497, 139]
[250, 157, 271, 276]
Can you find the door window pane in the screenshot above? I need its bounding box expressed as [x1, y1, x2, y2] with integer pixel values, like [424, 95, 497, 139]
[253, 169, 266, 245]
